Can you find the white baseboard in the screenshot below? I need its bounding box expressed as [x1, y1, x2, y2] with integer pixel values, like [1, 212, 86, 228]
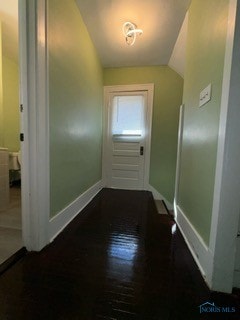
[175, 205, 213, 288]
[147, 184, 173, 210]
[49, 181, 102, 242]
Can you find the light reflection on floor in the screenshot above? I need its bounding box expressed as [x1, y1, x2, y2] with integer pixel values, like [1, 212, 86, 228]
[106, 232, 139, 281]
[171, 223, 177, 235]
[107, 232, 138, 261]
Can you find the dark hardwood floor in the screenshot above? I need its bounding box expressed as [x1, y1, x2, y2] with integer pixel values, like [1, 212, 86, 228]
[0, 188, 239, 319]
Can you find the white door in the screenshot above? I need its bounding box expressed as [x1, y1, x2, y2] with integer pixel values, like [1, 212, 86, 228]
[105, 91, 148, 190]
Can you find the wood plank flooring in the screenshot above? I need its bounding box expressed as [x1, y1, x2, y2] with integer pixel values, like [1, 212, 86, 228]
[0, 188, 239, 319]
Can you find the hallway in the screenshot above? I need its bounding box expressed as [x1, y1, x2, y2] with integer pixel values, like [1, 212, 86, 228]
[0, 189, 239, 319]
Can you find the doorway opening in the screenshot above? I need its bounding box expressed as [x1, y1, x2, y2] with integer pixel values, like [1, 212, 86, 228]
[0, 1, 23, 267]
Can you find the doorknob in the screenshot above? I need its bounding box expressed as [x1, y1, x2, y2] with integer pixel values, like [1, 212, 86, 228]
[140, 146, 144, 155]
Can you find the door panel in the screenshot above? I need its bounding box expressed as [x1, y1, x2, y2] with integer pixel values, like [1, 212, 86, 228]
[103, 84, 154, 191]
[112, 169, 139, 179]
[106, 92, 147, 190]
[113, 156, 139, 165]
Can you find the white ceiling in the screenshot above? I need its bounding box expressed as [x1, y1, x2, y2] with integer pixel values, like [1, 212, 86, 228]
[0, 0, 190, 72]
[76, 0, 191, 68]
[169, 12, 188, 77]
[0, 0, 18, 62]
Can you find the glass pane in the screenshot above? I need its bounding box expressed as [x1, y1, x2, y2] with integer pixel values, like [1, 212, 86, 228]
[111, 95, 144, 135]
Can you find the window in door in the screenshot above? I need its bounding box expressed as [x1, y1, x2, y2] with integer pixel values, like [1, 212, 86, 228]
[111, 95, 145, 136]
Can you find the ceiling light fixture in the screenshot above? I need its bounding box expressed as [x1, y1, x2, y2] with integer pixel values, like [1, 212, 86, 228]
[122, 22, 143, 46]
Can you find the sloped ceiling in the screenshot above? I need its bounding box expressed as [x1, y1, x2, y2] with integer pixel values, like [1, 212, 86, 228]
[169, 12, 188, 77]
[76, 0, 191, 68]
[0, 0, 190, 73]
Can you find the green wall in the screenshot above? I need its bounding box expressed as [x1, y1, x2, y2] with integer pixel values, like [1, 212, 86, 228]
[104, 66, 183, 203]
[0, 19, 19, 152]
[48, 0, 103, 217]
[178, 0, 229, 244]
[2, 56, 20, 152]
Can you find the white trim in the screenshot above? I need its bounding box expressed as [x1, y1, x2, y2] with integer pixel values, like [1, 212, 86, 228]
[19, 0, 31, 250]
[102, 84, 154, 190]
[49, 181, 102, 242]
[209, 0, 239, 292]
[37, 0, 50, 250]
[176, 205, 213, 288]
[147, 184, 173, 210]
[19, 0, 49, 251]
[209, 0, 237, 258]
[173, 104, 184, 216]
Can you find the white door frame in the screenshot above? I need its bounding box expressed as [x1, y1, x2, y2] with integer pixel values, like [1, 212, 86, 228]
[174, 104, 184, 216]
[19, 0, 49, 251]
[209, 0, 240, 292]
[102, 84, 154, 190]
